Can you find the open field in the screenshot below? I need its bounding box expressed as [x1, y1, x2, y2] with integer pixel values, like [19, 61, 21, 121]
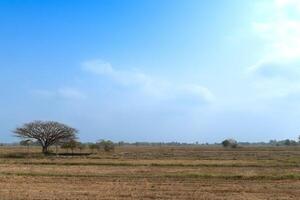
[0, 146, 299, 199]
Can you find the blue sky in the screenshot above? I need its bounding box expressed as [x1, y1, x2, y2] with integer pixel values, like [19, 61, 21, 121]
[1, 0, 300, 143]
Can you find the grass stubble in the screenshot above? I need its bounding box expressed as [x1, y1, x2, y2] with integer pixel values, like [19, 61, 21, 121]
[0, 146, 299, 199]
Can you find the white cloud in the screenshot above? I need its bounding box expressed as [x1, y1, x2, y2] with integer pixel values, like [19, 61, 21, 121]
[275, 0, 300, 10]
[83, 60, 171, 93]
[82, 60, 114, 76]
[250, 0, 300, 69]
[31, 89, 55, 98]
[247, 59, 300, 78]
[58, 88, 87, 100]
[31, 88, 86, 100]
[82, 59, 215, 104]
[253, 78, 300, 99]
[179, 84, 215, 103]
[247, 0, 300, 98]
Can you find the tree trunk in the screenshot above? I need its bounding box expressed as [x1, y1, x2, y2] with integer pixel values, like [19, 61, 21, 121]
[42, 146, 48, 154]
[55, 145, 58, 156]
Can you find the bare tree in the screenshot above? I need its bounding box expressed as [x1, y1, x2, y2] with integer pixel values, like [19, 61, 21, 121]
[14, 121, 78, 154]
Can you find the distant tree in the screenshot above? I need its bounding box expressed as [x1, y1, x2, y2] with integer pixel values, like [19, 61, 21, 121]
[284, 139, 291, 146]
[97, 140, 115, 152]
[282, 139, 296, 146]
[118, 141, 125, 147]
[60, 143, 69, 153]
[88, 143, 98, 154]
[61, 139, 78, 154]
[291, 140, 297, 146]
[20, 139, 33, 153]
[269, 140, 277, 146]
[103, 140, 115, 152]
[283, 139, 298, 146]
[222, 140, 230, 147]
[222, 139, 238, 148]
[20, 139, 33, 146]
[77, 143, 86, 153]
[14, 121, 78, 154]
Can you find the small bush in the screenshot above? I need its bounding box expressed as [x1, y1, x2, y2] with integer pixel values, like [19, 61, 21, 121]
[97, 140, 115, 152]
[222, 139, 238, 148]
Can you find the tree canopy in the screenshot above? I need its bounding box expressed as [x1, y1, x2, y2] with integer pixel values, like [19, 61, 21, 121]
[14, 121, 77, 154]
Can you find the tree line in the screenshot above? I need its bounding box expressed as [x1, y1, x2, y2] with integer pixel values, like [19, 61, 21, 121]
[9, 120, 300, 154]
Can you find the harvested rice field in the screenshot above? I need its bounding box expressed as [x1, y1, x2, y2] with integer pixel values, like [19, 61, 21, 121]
[0, 146, 299, 199]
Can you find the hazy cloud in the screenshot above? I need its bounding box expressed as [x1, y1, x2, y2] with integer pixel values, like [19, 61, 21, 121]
[247, 0, 300, 98]
[57, 88, 87, 100]
[82, 59, 215, 104]
[31, 88, 86, 100]
[247, 59, 300, 79]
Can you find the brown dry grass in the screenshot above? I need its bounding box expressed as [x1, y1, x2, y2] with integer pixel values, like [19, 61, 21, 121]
[0, 146, 299, 199]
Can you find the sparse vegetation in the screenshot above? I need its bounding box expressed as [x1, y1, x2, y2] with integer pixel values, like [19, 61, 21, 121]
[3, 122, 299, 199]
[0, 145, 299, 199]
[61, 139, 78, 154]
[97, 139, 115, 152]
[77, 142, 86, 153]
[88, 143, 99, 153]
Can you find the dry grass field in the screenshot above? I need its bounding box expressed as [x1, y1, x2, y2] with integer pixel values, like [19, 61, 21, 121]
[0, 146, 299, 199]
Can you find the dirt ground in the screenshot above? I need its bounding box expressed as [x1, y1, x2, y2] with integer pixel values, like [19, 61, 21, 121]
[0, 146, 299, 199]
